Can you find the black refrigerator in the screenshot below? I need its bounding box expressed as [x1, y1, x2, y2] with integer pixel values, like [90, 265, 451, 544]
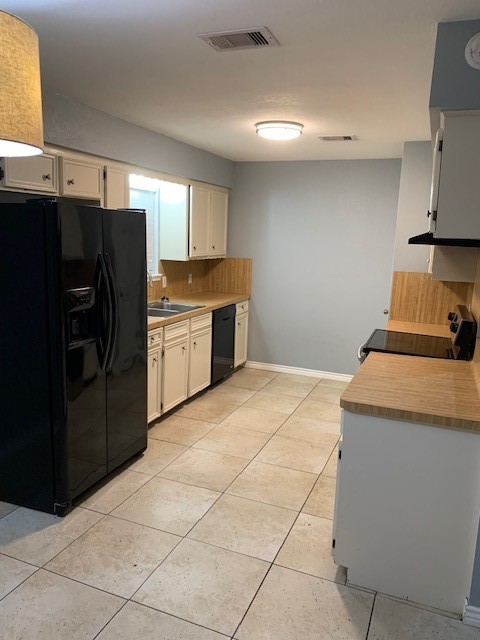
[0, 196, 147, 516]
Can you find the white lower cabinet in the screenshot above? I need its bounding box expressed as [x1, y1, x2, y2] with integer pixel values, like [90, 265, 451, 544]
[147, 328, 163, 423]
[162, 321, 189, 413]
[188, 313, 212, 397]
[333, 410, 480, 615]
[234, 301, 249, 367]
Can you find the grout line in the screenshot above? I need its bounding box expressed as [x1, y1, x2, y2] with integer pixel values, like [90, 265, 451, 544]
[92, 599, 130, 640]
[0, 563, 40, 603]
[365, 592, 377, 639]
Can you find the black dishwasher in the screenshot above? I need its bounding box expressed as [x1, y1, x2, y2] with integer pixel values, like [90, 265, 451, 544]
[211, 305, 236, 384]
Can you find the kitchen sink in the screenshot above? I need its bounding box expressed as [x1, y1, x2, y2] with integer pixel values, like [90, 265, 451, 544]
[147, 301, 204, 317]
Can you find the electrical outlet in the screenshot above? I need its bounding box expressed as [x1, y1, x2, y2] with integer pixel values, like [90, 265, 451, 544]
[188, 273, 193, 284]
[162, 276, 167, 288]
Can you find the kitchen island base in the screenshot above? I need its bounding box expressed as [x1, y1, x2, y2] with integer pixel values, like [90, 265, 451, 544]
[333, 410, 480, 615]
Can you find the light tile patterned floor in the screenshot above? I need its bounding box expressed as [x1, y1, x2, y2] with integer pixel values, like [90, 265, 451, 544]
[0, 368, 479, 639]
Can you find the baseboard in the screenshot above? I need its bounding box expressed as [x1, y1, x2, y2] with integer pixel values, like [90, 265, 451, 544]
[245, 360, 353, 382]
[463, 603, 480, 628]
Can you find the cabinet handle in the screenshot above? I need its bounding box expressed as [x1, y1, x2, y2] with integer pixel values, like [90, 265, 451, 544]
[193, 246, 197, 251]
[67, 178, 75, 185]
[193, 341, 197, 347]
[42, 174, 51, 181]
[153, 357, 157, 363]
[182, 346, 186, 352]
[238, 321, 242, 326]
[212, 245, 215, 250]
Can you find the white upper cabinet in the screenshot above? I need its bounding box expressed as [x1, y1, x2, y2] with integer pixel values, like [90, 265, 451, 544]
[210, 188, 228, 257]
[1, 153, 58, 193]
[432, 113, 480, 240]
[60, 155, 103, 200]
[158, 181, 229, 262]
[189, 184, 211, 258]
[189, 183, 229, 260]
[104, 165, 129, 209]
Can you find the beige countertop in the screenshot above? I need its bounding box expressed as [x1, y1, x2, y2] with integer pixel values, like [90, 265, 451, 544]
[340, 321, 480, 433]
[147, 292, 250, 330]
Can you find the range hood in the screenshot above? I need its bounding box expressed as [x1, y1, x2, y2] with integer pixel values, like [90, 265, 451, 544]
[408, 232, 480, 247]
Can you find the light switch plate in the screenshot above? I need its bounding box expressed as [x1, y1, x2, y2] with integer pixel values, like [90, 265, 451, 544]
[188, 273, 193, 284]
[162, 276, 167, 288]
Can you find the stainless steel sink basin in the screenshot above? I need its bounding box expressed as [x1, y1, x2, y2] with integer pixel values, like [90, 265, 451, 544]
[148, 309, 181, 317]
[147, 301, 204, 317]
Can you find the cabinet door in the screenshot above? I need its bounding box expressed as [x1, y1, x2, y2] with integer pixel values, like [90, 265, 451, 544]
[188, 329, 212, 397]
[147, 350, 161, 422]
[60, 157, 103, 200]
[435, 114, 480, 239]
[209, 189, 228, 257]
[105, 166, 129, 209]
[234, 312, 248, 367]
[189, 184, 210, 258]
[3, 153, 58, 193]
[163, 339, 188, 412]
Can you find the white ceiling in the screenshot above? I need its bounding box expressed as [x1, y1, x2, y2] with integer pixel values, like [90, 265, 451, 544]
[4, 0, 480, 161]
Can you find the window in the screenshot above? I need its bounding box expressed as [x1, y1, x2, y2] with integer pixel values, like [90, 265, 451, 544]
[129, 173, 188, 275]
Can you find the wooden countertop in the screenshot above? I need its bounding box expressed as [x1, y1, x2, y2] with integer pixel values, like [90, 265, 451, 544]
[341, 321, 480, 433]
[147, 292, 249, 330]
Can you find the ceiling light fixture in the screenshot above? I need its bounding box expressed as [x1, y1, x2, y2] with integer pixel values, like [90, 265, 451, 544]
[255, 121, 303, 141]
[0, 10, 43, 157]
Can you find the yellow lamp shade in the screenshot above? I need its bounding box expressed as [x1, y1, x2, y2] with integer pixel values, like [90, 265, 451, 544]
[0, 11, 43, 157]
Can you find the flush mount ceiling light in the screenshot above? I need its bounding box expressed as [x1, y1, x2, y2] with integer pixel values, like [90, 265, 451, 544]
[0, 11, 43, 157]
[255, 121, 303, 140]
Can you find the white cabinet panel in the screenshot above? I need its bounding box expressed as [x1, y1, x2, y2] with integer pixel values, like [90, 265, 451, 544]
[210, 189, 228, 257]
[428, 246, 478, 282]
[434, 113, 480, 239]
[334, 410, 480, 614]
[147, 350, 161, 422]
[105, 166, 129, 209]
[163, 339, 188, 412]
[188, 328, 212, 397]
[60, 156, 103, 200]
[2, 153, 58, 193]
[189, 184, 210, 258]
[234, 311, 248, 367]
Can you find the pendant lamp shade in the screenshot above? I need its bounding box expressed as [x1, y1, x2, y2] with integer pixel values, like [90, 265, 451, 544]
[0, 10, 43, 157]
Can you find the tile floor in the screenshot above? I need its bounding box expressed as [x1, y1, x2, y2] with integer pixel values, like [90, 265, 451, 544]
[1, 368, 479, 639]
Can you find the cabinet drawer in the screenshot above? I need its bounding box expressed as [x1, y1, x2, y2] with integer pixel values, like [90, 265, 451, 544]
[164, 320, 189, 344]
[190, 312, 212, 333]
[236, 300, 249, 315]
[60, 157, 103, 199]
[3, 154, 58, 193]
[148, 329, 163, 351]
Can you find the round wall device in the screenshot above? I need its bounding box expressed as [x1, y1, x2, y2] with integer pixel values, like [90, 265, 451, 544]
[465, 32, 480, 69]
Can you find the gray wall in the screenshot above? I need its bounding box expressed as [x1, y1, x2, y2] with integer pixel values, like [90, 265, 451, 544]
[470, 519, 480, 608]
[42, 90, 234, 187]
[392, 141, 432, 272]
[430, 20, 480, 111]
[228, 160, 401, 375]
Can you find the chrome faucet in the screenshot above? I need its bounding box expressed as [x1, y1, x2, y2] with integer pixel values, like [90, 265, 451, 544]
[146, 270, 154, 298]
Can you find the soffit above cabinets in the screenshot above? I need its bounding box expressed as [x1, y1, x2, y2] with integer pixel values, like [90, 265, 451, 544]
[3, 0, 480, 161]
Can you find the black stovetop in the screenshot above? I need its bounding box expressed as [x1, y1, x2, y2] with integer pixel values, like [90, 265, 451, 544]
[363, 329, 455, 359]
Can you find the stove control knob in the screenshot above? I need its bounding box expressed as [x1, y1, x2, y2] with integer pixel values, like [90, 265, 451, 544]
[448, 312, 457, 322]
[450, 322, 459, 333]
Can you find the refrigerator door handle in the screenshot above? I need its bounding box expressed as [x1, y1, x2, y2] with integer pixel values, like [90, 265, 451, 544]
[97, 253, 114, 371]
[104, 252, 118, 371]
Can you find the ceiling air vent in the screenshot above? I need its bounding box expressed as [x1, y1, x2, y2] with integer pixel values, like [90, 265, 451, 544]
[319, 135, 357, 142]
[198, 27, 279, 52]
